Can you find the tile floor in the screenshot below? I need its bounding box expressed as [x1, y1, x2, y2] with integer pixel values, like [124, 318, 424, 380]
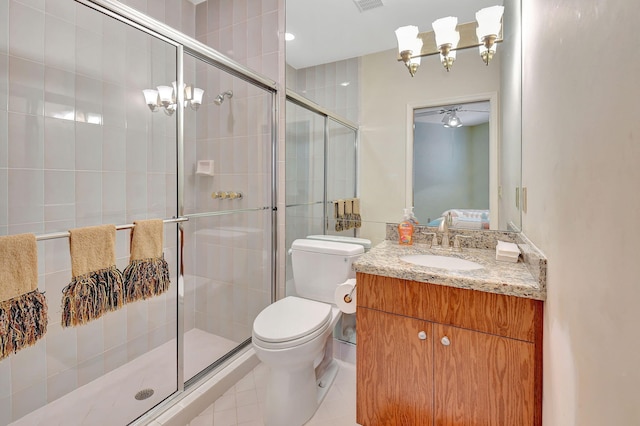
[186, 360, 358, 426]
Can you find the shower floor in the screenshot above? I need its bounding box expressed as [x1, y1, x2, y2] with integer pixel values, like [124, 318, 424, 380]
[11, 329, 239, 426]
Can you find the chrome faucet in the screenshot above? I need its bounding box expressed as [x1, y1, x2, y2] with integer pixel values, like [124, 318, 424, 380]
[438, 212, 452, 250]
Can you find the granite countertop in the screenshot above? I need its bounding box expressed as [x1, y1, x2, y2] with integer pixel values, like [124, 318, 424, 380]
[353, 240, 546, 300]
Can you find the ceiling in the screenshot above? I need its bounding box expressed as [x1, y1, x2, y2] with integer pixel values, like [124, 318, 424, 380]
[414, 101, 490, 127]
[285, 0, 502, 70]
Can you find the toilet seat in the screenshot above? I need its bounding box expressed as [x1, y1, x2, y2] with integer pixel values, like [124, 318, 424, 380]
[252, 296, 332, 350]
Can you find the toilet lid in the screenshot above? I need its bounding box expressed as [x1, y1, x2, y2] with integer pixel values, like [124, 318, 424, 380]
[253, 296, 332, 343]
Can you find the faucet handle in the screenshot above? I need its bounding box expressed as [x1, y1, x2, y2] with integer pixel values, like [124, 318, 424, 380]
[421, 231, 438, 248]
[453, 234, 472, 252]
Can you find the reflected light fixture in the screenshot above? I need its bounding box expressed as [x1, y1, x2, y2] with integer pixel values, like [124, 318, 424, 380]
[142, 81, 204, 116]
[432, 16, 459, 72]
[442, 110, 462, 128]
[394, 4, 504, 76]
[285, 32, 296, 41]
[476, 5, 505, 65]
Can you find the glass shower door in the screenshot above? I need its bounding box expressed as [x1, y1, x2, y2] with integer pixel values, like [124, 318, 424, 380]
[181, 52, 274, 382]
[0, 2, 180, 424]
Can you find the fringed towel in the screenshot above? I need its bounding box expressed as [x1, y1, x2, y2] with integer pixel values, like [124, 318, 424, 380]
[0, 234, 48, 360]
[62, 225, 124, 327]
[122, 219, 170, 303]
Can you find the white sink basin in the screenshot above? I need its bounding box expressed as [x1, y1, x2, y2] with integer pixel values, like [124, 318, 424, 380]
[400, 254, 484, 271]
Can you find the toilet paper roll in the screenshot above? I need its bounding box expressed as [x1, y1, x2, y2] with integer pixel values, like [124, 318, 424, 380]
[335, 279, 357, 314]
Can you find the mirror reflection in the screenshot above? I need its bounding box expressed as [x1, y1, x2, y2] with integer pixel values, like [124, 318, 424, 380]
[414, 100, 492, 229]
[286, 0, 521, 242]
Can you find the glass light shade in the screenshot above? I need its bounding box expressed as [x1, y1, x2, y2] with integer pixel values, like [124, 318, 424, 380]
[410, 38, 423, 65]
[447, 111, 462, 128]
[157, 85, 174, 104]
[395, 25, 419, 54]
[432, 16, 459, 49]
[142, 89, 159, 106]
[476, 5, 504, 39]
[192, 88, 204, 105]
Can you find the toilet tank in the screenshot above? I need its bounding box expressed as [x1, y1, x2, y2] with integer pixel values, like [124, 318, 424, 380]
[291, 239, 364, 304]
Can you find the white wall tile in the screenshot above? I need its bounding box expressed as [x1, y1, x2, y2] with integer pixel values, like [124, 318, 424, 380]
[46, 367, 77, 403]
[8, 56, 44, 116]
[103, 307, 127, 350]
[8, 112, 43, 168]
[46, 322, 78, 377]
[102, 171, 126, 224]
[10, 339, 46, 394]
[11, 380, 46, 422]
[75, 75, 102, 125]
[44, 116, 75, 170]
[8, 169, 43, 225]
[45, 15, 75, 72]
[102, 125, 126, 172]
[75, 170, 102, 226]
[0, 2, 7, 54]
[9, 1, 44, 63]
[75, 122, 103, 171]
[0, 54, 7, 111]
[46, 0, 75, 23]
[76, 354, 104, 387]
[76, 319, 104, 364]
[44, 66, 75, 120]
[0, 396, 10, 425]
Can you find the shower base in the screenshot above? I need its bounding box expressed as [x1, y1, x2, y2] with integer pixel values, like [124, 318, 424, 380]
[11, 329, 239, 426]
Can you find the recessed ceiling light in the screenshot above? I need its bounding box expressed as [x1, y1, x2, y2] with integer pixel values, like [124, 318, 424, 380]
[285, 33, 295, 41]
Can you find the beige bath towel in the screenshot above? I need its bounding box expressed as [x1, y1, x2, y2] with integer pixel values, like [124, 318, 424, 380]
[122, 219, 170, 303]
[353, 198, 362, 228]
[0, 234, 48, 359]
[62, 225, 124, 327]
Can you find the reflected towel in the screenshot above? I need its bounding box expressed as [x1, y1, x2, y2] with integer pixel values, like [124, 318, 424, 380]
[0, 233, 48, 359]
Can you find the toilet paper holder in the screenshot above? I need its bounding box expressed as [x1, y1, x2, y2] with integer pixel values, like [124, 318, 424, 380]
[343, 284, 356, 304]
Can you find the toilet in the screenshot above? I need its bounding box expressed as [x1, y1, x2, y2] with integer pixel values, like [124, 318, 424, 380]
[252, 237, 368, 426]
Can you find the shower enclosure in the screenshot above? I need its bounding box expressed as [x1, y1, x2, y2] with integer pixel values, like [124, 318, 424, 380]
[284, 91, 358, 345]
[0, 1, 276, 424]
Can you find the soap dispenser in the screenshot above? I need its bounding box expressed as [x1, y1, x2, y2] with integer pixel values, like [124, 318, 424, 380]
[398, 208, 414, 246]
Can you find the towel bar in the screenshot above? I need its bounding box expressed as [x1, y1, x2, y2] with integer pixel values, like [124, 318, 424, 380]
[34, 217, 189, 242]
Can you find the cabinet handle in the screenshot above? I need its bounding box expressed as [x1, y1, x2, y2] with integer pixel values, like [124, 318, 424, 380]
[441, 336, 451, 346]
[418, 331, 427, 340]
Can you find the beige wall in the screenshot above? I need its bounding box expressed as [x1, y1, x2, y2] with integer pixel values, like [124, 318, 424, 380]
[522, 1, 640, 424]
[359, 48, 500, 243]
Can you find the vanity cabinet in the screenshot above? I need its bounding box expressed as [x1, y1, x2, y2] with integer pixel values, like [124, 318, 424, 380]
[356, 273, 543, 426]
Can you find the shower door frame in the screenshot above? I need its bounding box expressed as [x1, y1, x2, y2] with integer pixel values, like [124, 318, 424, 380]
[76, 0, 279, 420]
[285, 89, 360, 235]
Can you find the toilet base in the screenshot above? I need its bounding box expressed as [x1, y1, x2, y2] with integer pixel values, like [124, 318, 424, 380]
[263, 358, 339, 426]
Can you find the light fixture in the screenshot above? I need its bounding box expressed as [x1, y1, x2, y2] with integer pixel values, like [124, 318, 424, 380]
[142, 82, 204, 116]
[432, 16, 459, 72]
[394, 4, 504, 76]
[476, 5, 505, 65]
[442, 109, 462, 128]
[285, 32, 295, 41]
[395, 25, 420, 77]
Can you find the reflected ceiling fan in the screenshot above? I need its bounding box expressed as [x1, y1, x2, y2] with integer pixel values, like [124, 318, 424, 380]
[414, 105, 489, 128]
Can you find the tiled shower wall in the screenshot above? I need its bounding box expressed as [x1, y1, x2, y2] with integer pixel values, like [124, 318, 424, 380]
[0, 0, 191, 423]
[0, 0, 284, 423]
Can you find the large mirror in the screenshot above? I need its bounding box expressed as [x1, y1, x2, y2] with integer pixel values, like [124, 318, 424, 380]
[286, 0, 522, 244]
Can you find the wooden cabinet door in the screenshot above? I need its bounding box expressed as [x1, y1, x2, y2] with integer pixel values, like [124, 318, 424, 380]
[433, 324, 536, 426]
[357, 308, 433, 426]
